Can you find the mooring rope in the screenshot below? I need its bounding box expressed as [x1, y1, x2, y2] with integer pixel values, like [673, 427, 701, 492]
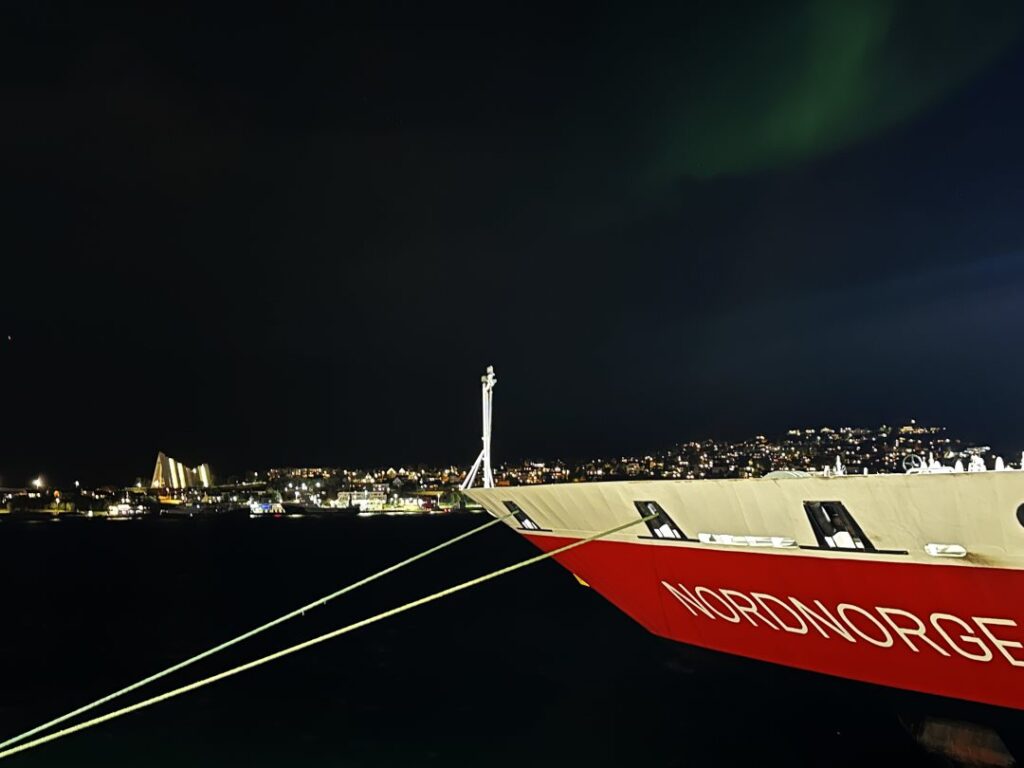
[0, 511, 514, 753]
[0, 514, 650, 762]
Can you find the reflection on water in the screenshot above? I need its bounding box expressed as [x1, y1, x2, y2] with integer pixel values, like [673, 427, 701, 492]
[0, 515, 1019, 767]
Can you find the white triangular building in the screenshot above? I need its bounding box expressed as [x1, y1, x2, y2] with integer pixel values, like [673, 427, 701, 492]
[151, 452, 213, 489]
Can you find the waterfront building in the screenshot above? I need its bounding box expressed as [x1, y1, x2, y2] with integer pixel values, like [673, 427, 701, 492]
[349, 490, 387, 511]
[150, 452, 213, 489]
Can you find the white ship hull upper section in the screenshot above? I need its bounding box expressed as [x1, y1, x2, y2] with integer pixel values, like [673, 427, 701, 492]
[467, 470, 1024, 569]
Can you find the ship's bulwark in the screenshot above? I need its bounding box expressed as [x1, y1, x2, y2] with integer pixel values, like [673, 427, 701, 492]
[526, 535, 1024, 710]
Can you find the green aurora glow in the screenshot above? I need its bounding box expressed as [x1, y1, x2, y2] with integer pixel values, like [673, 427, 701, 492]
[637, 0, 1022, 179]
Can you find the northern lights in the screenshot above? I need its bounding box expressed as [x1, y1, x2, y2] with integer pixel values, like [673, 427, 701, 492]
[636, 1, 1022, 179]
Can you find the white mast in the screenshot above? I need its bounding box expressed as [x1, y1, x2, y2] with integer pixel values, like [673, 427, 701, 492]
[461, 365, 497, 489]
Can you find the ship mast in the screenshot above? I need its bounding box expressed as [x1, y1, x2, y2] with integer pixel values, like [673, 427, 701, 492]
[461, 365, 497, 489]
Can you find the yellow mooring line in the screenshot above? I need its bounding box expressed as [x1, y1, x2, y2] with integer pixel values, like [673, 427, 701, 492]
[0, 514, 652, 762]
[0, 511, 516, 754]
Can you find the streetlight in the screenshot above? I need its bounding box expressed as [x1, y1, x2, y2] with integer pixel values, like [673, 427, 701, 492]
[31, 476, 44, 489]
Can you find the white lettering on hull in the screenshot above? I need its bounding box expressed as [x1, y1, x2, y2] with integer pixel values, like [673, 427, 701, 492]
[660, 581, 1024, 669]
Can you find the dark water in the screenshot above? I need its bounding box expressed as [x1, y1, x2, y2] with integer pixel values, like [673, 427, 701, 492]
[0, 515, 1018, 767]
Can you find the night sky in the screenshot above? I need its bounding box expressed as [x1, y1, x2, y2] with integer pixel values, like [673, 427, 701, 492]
[3, 2, 1024, 485]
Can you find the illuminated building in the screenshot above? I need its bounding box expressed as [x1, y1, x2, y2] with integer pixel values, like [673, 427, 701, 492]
[151, 452, 213, 489]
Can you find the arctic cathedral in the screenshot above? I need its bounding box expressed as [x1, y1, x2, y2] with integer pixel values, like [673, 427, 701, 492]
[151, 452, 213, 489]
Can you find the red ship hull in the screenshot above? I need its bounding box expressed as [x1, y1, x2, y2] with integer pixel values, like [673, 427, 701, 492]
[527, 534, 1024, 710]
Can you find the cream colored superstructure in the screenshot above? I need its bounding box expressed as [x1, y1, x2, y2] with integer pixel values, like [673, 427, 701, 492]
[466, 470, 1024, 569]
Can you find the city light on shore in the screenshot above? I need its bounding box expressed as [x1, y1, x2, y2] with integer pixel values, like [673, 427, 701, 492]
[1, 423, 1021, 521]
